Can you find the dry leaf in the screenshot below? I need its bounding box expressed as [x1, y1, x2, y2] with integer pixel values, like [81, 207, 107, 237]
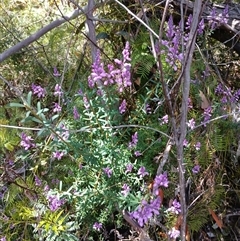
[199, 90, 210, 109]
[208, 208, 223, 228]
[158, 188, 164, 203]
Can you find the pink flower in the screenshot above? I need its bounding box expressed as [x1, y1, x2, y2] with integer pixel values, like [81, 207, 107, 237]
[119, 99, 127, 114]
[137, 166, 149, 178]
[52, 151, 64, 160]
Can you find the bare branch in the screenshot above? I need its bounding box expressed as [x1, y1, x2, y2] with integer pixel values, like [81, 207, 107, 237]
[0, 9, 83, 63]
[176, 0, 203, 240]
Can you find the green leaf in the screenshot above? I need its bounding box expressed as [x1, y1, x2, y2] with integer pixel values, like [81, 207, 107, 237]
[7, 103, 25, 108]
[27, 91, 32, 105]
[37, 101, 41, 112]
[96, 32, 110, 40]
[51, 114, 59, 121]
[4, 142, 14, 151]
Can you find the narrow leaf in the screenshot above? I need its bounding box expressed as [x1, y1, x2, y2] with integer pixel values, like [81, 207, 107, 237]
[7, 103, 25, 108]
[27, 91, 32, 105]
[208, 208, 223, 228]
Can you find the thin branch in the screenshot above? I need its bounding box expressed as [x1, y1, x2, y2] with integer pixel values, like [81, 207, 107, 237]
[114, 0, 159, 39]
[0, 9, 83, 63]
[177, 0, 202, 240]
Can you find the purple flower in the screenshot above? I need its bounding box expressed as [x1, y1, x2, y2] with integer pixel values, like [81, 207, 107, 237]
[153, 172, 169, 192]
[73, 106, 80, 119]
[168, 227, 180, 239]
[202, 106, 212, 126]
[159, 114, 168, 125]
[78, 89, 83, 96]
[137, 166, 149, 178]
[128, 132, 138, 148]
[0, 237, 6, 241]
[221, 96, 228, 104]
[131, 196, 161, 227]
[8, 159, 14, 166]
[187, 118, 195, 130]
[93, 222, 102, 231]
[53, 67, 61, 77]
[57, 124, 69, 141]
[198, 19, 205, 34]
[166, 15, 174, 39]
[51, 178, 60, 185]
[54, 84, 62, 96]
[194, 141, 201, 151]
[31, 84, 46, 98]
[121, 183, 130, 197]
[20, 133, 35, 150]
[122, 41, 131, 62]
[215, 83, 224, 95]
[183, 139, 189, 147]
[119, 99, 127, 114]
[52, 151, 64, 160]
[53, 102, 62, 113]
[47, 195, 65, 211]
[162, 16, 184, 71]
[83, 95, 90, 109]
[145, 103, 152, 114]
[126, 163, 133, 173]
[88, 51, 106, 88]
[103, 167, 112, 178]
[192, 164, 200, 174]
[167, 199, 181, 214]
[186, 14, 192, 30]
[134, 151, 142, 157]
[34, 175, 42, 186]
[44, 185, 50, 192]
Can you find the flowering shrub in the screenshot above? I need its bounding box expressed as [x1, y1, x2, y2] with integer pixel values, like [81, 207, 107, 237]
[0, 5, 239, 241]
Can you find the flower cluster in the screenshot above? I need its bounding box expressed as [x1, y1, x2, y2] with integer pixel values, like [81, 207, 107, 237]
[119, 99, 127, 114]
[54, 84, 63, 96]
[121, 183, 130, 197]
[20, 133, 36, 150]
[125, 163, 133, 173]
[53, 67, 61, 77]
[208, 6, 228, 30]
[34, 175, 42, 186]
[215, 83, 240, 104]
[53, 102, 61, 113]
[161, 15, 184, 71]
[202, 106, 212, 126]
[168, 227, 180, 239]
[137, 166, 149, 178]
[131, 197, 161, 227]
[128, 132, 138, 149]
[73, 106, 80, 119]
[32, 84, 46, 98]
[187, 118, 195, 130]
[47, 195, 65, 211]
[55, 124, 69, 142]
[130, 172, 169, 227]
[166, 199, 181, 215]
[192, 164, 200, 174]
[153, 172, 169, 195]
[103, 167, 112, 178]
[159, 114, 168, 125]
[93, 222, 102, 231]
[88, 42, 131, 92]
[52, 151, 65, 160]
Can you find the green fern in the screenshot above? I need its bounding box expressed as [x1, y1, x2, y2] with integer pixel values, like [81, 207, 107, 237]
[188, 206, 209, 233]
